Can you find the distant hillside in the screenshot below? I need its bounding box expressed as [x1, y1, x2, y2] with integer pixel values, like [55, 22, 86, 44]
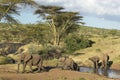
[79, 26, 120, 38]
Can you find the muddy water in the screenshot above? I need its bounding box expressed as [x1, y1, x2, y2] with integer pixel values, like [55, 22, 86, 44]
[79, 67, 120, 79]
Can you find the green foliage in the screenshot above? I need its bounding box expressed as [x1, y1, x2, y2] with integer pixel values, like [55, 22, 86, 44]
[39, 45, 62, 55]
[0, 2, 19, 23]
[0, 0, 39, 23]
[65, 34, 94, 53]
[1, 23, 120, 47]
[0, 56, 14, 65]
[0, 23, 51, 43]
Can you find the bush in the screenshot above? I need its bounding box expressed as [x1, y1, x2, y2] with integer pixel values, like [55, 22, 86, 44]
[0, 56, 15, 65]
[40, 45, 63, 56]
[17, 43, 43, 54]
[65, 34, 94, 53]
[0, 56, 7, 64]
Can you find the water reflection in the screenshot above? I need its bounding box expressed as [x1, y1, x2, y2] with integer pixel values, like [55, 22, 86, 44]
[79, 66, 120, 79]
[93, 68, 99, 74]
[101, 69, 108, 76]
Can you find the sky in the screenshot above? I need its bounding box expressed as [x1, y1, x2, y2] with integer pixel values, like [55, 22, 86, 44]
[14, 0, 120, 30]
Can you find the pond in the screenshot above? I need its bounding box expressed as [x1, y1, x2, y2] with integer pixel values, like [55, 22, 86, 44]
[79, 66, 120, 79]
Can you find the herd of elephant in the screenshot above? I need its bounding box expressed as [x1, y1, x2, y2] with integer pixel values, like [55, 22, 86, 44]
[17, 48, 112, 74]
[17, 48, 80, 73]
[88, 54, 112, 74]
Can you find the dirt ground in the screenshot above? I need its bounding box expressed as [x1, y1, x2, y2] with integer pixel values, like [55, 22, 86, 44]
[0, 64, 119, 80]
[110, 64, 120, 70]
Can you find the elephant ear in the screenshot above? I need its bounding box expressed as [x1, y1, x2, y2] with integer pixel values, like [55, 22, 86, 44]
[24, 54, 32, 62]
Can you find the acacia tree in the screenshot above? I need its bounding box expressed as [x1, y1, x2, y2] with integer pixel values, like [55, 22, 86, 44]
[0, 0, 38, 23]
[35, 5, 84, 46]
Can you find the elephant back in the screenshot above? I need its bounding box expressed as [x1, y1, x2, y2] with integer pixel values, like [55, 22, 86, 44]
[89, 56, 100, 62]
[102, 54, 109, 63]
[64, 58, 74, 66]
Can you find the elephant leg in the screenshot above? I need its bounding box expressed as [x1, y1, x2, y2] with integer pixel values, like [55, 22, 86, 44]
[93, 62, 98, 73]
[29, 65, 33, 73]
[102, 61, 105, 69]
[93, 62, 96, 69]
[17, 64, 20, 73]
[37, 64, 43, 72]
[95, 61, 99, 74]
[104, 62, 106, 70]
[105, 61, 108, 70]
[77, 66, 79, 71]
[61, 62, 65, 69]
[70, 62, 74, 70]
[95, 61, 98, 70]
[56, 62, 59, 68]
[102, 60, 107, 70]
[26, 59, 33, 73]
[36, 66, 41, 72]
[37, 60, 43, 72]
[74, 63, 79, 71]
[22, 63, 27, 73]
[71, 65, 74, 70]
[62, 63, 68, 70]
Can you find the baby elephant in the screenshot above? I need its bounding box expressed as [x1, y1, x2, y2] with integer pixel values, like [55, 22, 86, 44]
[58, 56, 79, 71]
[88, 56, 100, 69]
[17, 53, 43, 73]
[101, 54, 109, 69]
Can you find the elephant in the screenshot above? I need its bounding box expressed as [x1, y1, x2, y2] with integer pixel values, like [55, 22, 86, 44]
[17, 53, 43, 73]
[101, 54, 109, 70]
[57, 56, 79, 71]
[88, 56, 100, 71]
